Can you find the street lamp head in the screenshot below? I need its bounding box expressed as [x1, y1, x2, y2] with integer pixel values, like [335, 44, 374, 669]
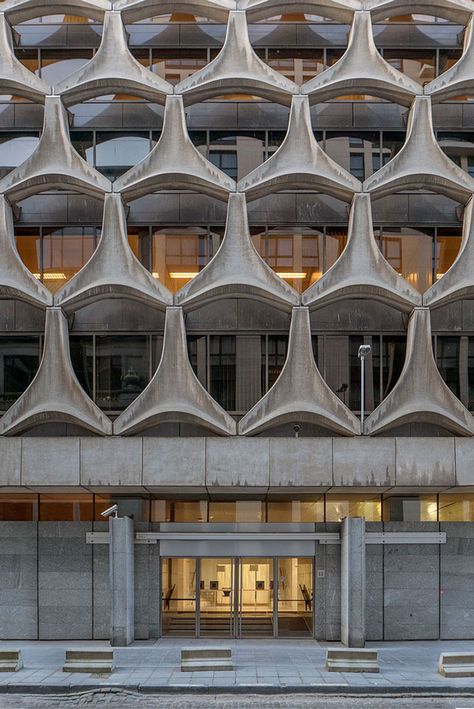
[358, 344, 372, 359]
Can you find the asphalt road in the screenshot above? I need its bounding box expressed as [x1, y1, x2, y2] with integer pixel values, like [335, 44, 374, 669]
[0, 691, 473, 708]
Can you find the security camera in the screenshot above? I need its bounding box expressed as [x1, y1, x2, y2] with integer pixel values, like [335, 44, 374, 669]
[100, 504, 118, 518]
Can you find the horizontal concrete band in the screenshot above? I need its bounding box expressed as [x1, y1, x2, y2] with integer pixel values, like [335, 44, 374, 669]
[1, 436, 474, 492]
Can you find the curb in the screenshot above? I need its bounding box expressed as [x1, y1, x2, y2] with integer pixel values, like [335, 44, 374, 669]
[1, 684, 474, 696]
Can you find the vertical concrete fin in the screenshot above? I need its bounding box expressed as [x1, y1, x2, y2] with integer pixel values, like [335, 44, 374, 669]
[0, 13, 50, 103]
[116, 0, 234, 24]
[238, 306, 361, 436]
[55, 11, 173, 105]
[424, 196, 474, 308]
[341, 516, 366, 648]
[425, 15, 474, 102]
[0, 95, 111, 203]
[365, 0, 474, 25]
[0, 195, 52, 307]
[239, 0, 359, 23]
[55, 193, 172, 311]
[175, 10, 298, 105]
[114, 94, 236, 202]
[109, 516, 134, 646]
[238, 95, 361, 202]
[302, 193, 421, 311]
[302, 11, 421, 105]
[364, 307, 474, 436]
[175, 192, 299, 310]
[1, 307, 112, 435]
[113, 306, 237, 436]
[364, 96, 474, 202]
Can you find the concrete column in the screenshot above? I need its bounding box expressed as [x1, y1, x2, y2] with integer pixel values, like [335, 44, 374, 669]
[109, 516, 134, 646]
[341, 516, 365, 648]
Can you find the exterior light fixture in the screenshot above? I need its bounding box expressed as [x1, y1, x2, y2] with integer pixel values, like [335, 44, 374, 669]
[358, 344, 372, 434]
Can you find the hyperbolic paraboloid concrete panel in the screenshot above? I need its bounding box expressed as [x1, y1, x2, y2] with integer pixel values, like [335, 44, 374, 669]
[238, 307, 361, 436]
[175, 11, 298, 106]
[363, 0, 474, 24]
[302, 11, 421, 106]
[364, 96, 474, 202]
[425, 14, 474, 103]
[0, 13, 50, 104]
[115, 0, 234, 23]
[55, 11, 173, 105]
[113, 307, 237, 436]
[364, 308, 474, 436]
[424, 196, 474, 308]
[302, 193, 421, 312]
[176, 192, 299, 311]
[1, 0, 111, 23]
[114, 95, 235, 202]
[55, 193, 172, 311]
[239, 95, 361, 202]
[0, 196, 52, 308]
[1, 308, 112, 436]
[238, 0, 360, 22]
[0, 95, 111, 203]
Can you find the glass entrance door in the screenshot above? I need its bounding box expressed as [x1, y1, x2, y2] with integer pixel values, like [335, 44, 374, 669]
[161, 558, 197, 636]
[277, 557, 313, 636]
[238, 558, 274, 637]
[199, 558, 234, 637]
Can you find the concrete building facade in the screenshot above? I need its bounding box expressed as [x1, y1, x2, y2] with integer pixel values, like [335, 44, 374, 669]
[0, 0, 474, 645]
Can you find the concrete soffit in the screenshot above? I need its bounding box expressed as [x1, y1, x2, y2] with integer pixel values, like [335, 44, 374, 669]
[2, 0, 111, 24]
[1, 307, 112, 436]
[363, 0, 474, 25]
[301, 11, 421, 106]
[175, 10, 298, 106]
[113, 306, 237, 436]
[363, 95, 474, 202]
[55, 193, 172, 311]
[175, 192, 300, 311]
[424, 195, 474, 308]
[302, 192, 421, 311]
[425, 14, 474, 103]
[55, 11, 173, 106]
[0, 13, 50, 103]
[0, 95, 111, 203]
[238, 306, 361, 436]
[238, 94, 361, 202]
[364, 307, 474, 436]
[238, 0, 360, 23]
[114, 94, 236, 202]
[0, 196, 52, 308]
[115, 0, 235, 24]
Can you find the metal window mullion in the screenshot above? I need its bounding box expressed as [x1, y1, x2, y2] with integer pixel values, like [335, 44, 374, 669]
[92, 334, 97, 403]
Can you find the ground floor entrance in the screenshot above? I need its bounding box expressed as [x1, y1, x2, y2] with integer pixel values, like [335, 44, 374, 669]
[161, 557, 314, 638]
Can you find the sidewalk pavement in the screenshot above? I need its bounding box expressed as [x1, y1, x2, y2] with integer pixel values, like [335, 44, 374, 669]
[0, 638, 474, 694]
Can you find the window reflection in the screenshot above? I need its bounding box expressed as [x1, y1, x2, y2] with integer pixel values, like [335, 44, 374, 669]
[439, 494, 474, 522]
[0, 134, 39, 177]
[384, 50, 435, 84]
[255, 228, 326, 293]
[0, 494, 38, 521]
[208, 501, 265, 523]
[70, 336, 94, 399]
[382, 336, 406, 399]
[209, 131, 265, 180]
[151, 49, 208, 84]
[16, 228, 41, 279]
[267, 499, 324, 522]
[96, 336, 149, 410]
[261, 335, 288, 392]
[325, 132, 380, 180]
[380, 227, 433, 293]
[151, 499, 208, 522]
[383, 495, 437, 521]
[0, 337, 40, 410]
[39, 49, 93, 83]
[40, 493, 93, 521]
[95, 132, 151, 180]
[210, 335, 236, 411]
[438, 133, 474, 176]
[267, 48, 325, 83]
